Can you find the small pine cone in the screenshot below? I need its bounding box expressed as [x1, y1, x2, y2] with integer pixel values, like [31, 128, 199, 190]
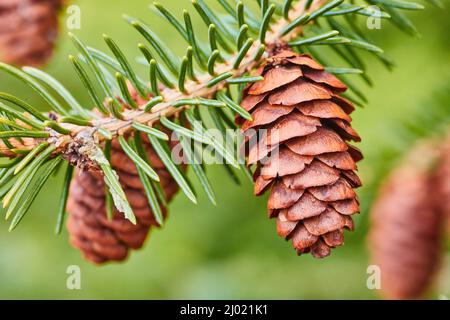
[0, 0, 64, 66]
[67, 84, 180, 264]
[240, 49, 362, 258]
[369, 144, 443, 299]
[67, 133, 180, 264]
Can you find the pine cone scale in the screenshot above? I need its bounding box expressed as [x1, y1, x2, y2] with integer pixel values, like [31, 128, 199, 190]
[282, 160, 340, 189]
[286, 128, 349, 155]
[298, 100, 352, 122]
[73, 171, 105, 198]
[248, 65, 303, 95]
[261, 148, 313, 179]
[284, 192, 327, 220]
[268, 79, 332, 106]
[317, 152, 357, 171]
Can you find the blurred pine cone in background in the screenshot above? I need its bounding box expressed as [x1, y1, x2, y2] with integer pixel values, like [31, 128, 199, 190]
[0, 0, 64, 67]
[434, 139, 450, 235]
[240, 49, 362, 258]
[369, 143, 443, 299]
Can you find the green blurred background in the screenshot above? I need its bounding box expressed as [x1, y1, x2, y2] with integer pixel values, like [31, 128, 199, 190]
[0, 0, 449, 299]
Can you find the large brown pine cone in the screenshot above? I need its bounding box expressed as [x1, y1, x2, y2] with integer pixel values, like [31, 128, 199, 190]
[67, 133, 180, 264]
[0, 0, 64, 66]
[369, 144, 443, 299]
[240, 49, 362, 258]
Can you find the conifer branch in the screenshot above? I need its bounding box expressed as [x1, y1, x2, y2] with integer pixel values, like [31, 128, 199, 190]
[1, 0, 324, 157]
[0, 0, 431, 227]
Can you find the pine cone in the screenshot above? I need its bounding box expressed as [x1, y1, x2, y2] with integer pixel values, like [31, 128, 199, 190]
[434, 140, 450, 235]
[240, 49, 362, 258]
[67, 133, 180, 264]
[67, 84, 181, 264]
[0, 0, 64, 67]
[369, 144, 443, 299]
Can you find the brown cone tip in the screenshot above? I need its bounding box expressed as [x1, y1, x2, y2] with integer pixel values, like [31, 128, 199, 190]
[369, 146, 443, 299]
[0, 0, 64, 67]
[240, 49, 362, 259]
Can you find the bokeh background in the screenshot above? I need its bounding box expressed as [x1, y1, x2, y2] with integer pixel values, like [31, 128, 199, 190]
[0, 0, 449, 299]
